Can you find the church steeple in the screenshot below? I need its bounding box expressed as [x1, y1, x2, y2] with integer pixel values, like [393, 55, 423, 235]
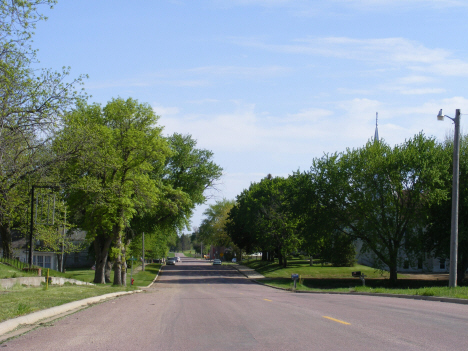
[374, 112, 379, 143]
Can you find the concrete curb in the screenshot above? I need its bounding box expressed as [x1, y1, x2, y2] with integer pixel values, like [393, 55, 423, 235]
[251, 279, 468, 305]
[0, 290, 142, 337]
[230, 264, 265, 279]
[144, 266, 162, 288]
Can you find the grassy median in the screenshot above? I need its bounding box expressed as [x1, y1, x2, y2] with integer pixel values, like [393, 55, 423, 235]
[0, 263, 161, 322]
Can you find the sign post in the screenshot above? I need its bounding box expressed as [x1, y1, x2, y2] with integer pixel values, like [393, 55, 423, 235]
[352, 271, 366, 286]
[291, 273, 299, 290]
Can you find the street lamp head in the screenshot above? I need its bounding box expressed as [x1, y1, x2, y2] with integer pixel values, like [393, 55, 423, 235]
[437, 109, 444, 121]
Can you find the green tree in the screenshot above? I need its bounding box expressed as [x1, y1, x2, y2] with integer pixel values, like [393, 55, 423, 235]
[0, 0, 86, 258]
[58, 98, 170, 285]
[127, 133, 222, 259]
[199, 199, 235, 247]
[227, 175, 302, 267]
[310, 133, 447, 283]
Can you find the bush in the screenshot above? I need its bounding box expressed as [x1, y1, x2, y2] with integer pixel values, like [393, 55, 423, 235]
[322, 232, 356, 267]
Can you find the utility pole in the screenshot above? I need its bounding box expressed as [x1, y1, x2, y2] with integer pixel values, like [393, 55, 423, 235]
[437, 108, 461, 287]
[449, 110, 461, 287]
[61, 204, 66, 272]
[142, 232, 145, 271]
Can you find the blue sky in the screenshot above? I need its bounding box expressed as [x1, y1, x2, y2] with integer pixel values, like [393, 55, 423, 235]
[33, 0, 468, 230]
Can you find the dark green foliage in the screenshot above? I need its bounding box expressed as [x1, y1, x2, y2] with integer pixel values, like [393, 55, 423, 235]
[425, 135, 468, 284]
[321, 232, 356, 267]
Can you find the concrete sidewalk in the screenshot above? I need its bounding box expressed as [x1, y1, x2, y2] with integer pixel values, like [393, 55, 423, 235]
[0, 290, 142, 340]
[0, 264, 162, 340]
[231, 264, 265, 279]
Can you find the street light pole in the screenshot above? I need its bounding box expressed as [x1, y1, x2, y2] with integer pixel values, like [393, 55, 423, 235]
[437, 109, 461, 287]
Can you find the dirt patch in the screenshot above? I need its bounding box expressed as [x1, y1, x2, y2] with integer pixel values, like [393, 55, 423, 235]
[399, 273, 448, 281]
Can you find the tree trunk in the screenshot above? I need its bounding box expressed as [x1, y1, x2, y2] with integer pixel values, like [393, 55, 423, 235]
[310, 255, 313, 266]
[113, 228, 122, 286]
[389, 255, 398, 284]
[0, 223, 13, 259]
[93, 236, 113, 284]
[56, 253, 63, 273]
[120, 236, 131, 286]
[457, 255, 468, 285]
[283, 253, 287, 268]
[121, 260, 127, 286]
[105, 258, 112, 283]
[278, 252, 283, 266]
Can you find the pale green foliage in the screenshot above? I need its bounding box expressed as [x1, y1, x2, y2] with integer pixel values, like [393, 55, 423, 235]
[199, 199, 235, 247]
[0, 0, 86, 258]
[60, 98, 170, 240]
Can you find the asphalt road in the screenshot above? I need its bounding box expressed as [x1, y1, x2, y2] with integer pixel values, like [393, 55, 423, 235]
[3, 256, 468, 350]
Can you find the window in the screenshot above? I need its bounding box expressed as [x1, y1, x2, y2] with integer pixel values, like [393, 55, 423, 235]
[439, 258, 446, 270]
[417, 258, 423, 269]
[37, 255, 43, 267]
[74, 253, 80, 264]
[44, 256, 51, 269]
[403, 260, 409, 269]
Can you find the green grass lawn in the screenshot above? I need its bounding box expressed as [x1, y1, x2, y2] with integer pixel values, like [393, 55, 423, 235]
[181, 250, 196, 257]
[0, 284, 134, 323]
[0, 263, 39, 279]
[241, 259, 468, 299]
[61, 263, 161, 287]
[240, 258, 468, 299]
[0, 263, 162, 322]
[262, 279, 468, 299]
[241, 258, 393, 279]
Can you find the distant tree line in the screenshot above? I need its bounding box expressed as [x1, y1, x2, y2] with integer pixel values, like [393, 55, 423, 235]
[200, 133, 468, 284]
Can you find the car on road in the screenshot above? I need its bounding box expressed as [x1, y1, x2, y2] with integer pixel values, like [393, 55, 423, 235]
[175, 256, 181, 262]
[231, 258, 237, 263]
[213, 259, 222, 265]
[166, 258, 176, 265]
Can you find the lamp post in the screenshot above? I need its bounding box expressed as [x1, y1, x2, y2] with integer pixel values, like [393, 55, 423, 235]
[437, 109, 461, 288]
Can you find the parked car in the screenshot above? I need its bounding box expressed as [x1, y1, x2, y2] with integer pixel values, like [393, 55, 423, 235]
[213, 259, 222, 265]
[231, 258, 237, 263]
[166, 258, 176, 265]
[175, 256, 181, 262]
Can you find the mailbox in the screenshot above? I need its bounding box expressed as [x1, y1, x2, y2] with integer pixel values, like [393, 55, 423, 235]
[291, 274, 299, 280]
[352, 271, 362, 277]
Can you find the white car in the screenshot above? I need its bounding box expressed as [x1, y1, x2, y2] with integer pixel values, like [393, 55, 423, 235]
[213, 259, 222, 265]
[231, 258, 237, 263]
[175, 256, 181, 262]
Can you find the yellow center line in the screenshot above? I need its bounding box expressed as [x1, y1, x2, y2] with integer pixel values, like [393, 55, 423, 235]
[264, 299, 272, 302]
[323, 316, 350, 325]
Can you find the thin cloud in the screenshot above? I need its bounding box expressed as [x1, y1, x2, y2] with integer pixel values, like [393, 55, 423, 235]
[234, 36, 468, 77]
[188, 65, 292, 78]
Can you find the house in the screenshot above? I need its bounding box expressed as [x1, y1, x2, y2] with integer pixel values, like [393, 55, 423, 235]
[0, 229, 93, 271]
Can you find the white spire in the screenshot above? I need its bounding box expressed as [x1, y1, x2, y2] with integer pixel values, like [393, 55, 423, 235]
[374, 112, 379, 143]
